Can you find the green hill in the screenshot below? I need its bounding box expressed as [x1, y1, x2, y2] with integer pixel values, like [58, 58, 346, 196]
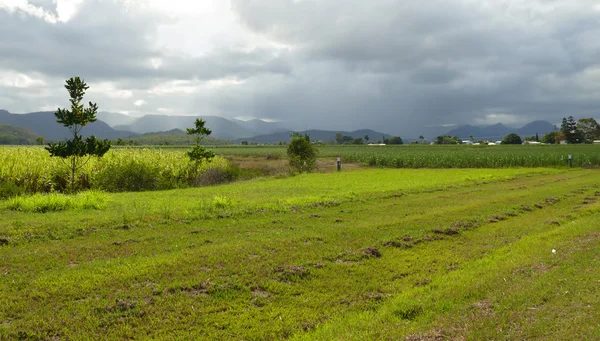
[0, 124, 44, 145]
[114, 129, 231, 146]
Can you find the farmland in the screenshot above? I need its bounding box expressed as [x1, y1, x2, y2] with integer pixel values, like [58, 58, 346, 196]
[210, 144, 600, 168]
[2, 144, 600, 197]
[1, 167, 599, 340]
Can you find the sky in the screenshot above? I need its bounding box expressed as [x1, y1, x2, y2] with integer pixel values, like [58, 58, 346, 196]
[1, 0, 600, 136]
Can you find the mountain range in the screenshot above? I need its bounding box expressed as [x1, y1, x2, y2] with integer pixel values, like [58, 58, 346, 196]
[0, 109, 557, 143]
[100, 112, 288, 140]
[0, 109, 132, 140]
[446, 121, 556, 140]
[235, 129, 392, 144]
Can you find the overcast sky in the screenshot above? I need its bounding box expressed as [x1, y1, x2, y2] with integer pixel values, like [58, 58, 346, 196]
[1, 0, 600, 136]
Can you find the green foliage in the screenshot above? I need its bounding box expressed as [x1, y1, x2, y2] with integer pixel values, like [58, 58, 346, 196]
[385, 136, 404, 145]
[45, 77, 111, 191]
[0, 125, 43, 145]
[435, 135, 461, 144]
[577, 118, 600, 143]
[186, 119, 215, 164]
[541, 131, 560, 144]
[502, 133, 523, 145]
[287, 134, 318, 173]
[560, 116, 583, 144]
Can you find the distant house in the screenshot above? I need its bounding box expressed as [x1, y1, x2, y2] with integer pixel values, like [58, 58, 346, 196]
[462, 140, 472, 145]
[524, 141, 542, 145]
[593, 140, 600, 145]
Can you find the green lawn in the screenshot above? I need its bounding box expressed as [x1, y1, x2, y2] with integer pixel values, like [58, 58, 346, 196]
[1, 168, 598, 340]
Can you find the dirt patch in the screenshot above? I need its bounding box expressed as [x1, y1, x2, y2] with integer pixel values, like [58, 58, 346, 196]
[275, 265, 310, 281]
[433, 228, 460, 235]
[452, 221, 477, 229]
[363, 247, 382, 258]
[487, 215, 507, 223]
[473, 300, 494, 315]
[520, 205, 533, 212]
[546, 220, 560, 226]
[0, 238, 8, 246]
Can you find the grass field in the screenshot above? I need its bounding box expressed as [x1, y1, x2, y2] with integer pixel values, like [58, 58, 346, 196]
[1, 168, 599, 340]
[209, 144, 600, 168]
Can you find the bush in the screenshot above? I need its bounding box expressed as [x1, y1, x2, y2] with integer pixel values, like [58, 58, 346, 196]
[502, 133, 523, 145]
[192, 164, 240, 186]
[287, 135, 318, 173]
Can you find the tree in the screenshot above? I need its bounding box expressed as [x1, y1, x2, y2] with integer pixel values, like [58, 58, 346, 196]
[335, 132, 344, 144]
[577, 118, 600, 143]
[364, 135, 369, 143]
[561, 116, 582, 144]
[287, 133, 317, 173]
[351, 137, 364, 144]
[535, 133, 539, 142]
[435, 135, 461, 144]
[46, 77, 111, 191]
[385, 136, 403, 145]
[36, 137, 44, 145]
[501, 133, 522, 145]
[541, 131, 560, 144]
[186, 118, 215, 164]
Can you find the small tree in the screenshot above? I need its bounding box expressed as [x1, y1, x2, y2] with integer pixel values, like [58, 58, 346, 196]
[541, 131, 560, 144]
[364, 135, 369, 143]
[287, 133, 317, 173]
[501, 133, 522, 145]
[186, 118, 215, 164]
[36, 137, 44, 145]
[46, 77, 111, 191]
[385, 136, 404, 145]
[335, 132, 344, 144]
[561, 116, 582, 144]
[577, 118, 600, 143]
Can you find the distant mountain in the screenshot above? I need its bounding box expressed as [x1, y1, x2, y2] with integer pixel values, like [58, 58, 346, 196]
[0, 124, 43, 145]
[0, 110, 135, 140]
[233, 119, 288, 135]
[123, 129, 231, 145]
[97, 112, 138, 127]
[517, 120, 556, 137]
[447, 121, 555, 140]
[114, 115, 257, 140]
[235, 129, 392, 144]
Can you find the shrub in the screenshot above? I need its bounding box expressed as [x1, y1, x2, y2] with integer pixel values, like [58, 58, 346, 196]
[287, 134, 318, 173]
[502, 133, 523, 145]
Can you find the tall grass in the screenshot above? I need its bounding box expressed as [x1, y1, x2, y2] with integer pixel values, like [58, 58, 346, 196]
[0, 147, 236, 195]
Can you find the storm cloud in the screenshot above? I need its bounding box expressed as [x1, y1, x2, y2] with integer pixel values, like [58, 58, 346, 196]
[1, 0, 599, 137]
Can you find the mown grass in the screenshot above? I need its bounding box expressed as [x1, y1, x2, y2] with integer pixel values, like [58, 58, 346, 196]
[0, 168, 598, 340]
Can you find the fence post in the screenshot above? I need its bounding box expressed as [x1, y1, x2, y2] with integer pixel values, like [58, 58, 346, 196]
[568, 154, 572, 168]
[337, 157, 342, 172]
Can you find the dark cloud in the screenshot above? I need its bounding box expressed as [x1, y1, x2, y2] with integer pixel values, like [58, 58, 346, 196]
[1, 0, 600, 137]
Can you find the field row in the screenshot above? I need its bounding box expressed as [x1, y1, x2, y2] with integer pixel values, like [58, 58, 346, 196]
[1, 168, 598, 340]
